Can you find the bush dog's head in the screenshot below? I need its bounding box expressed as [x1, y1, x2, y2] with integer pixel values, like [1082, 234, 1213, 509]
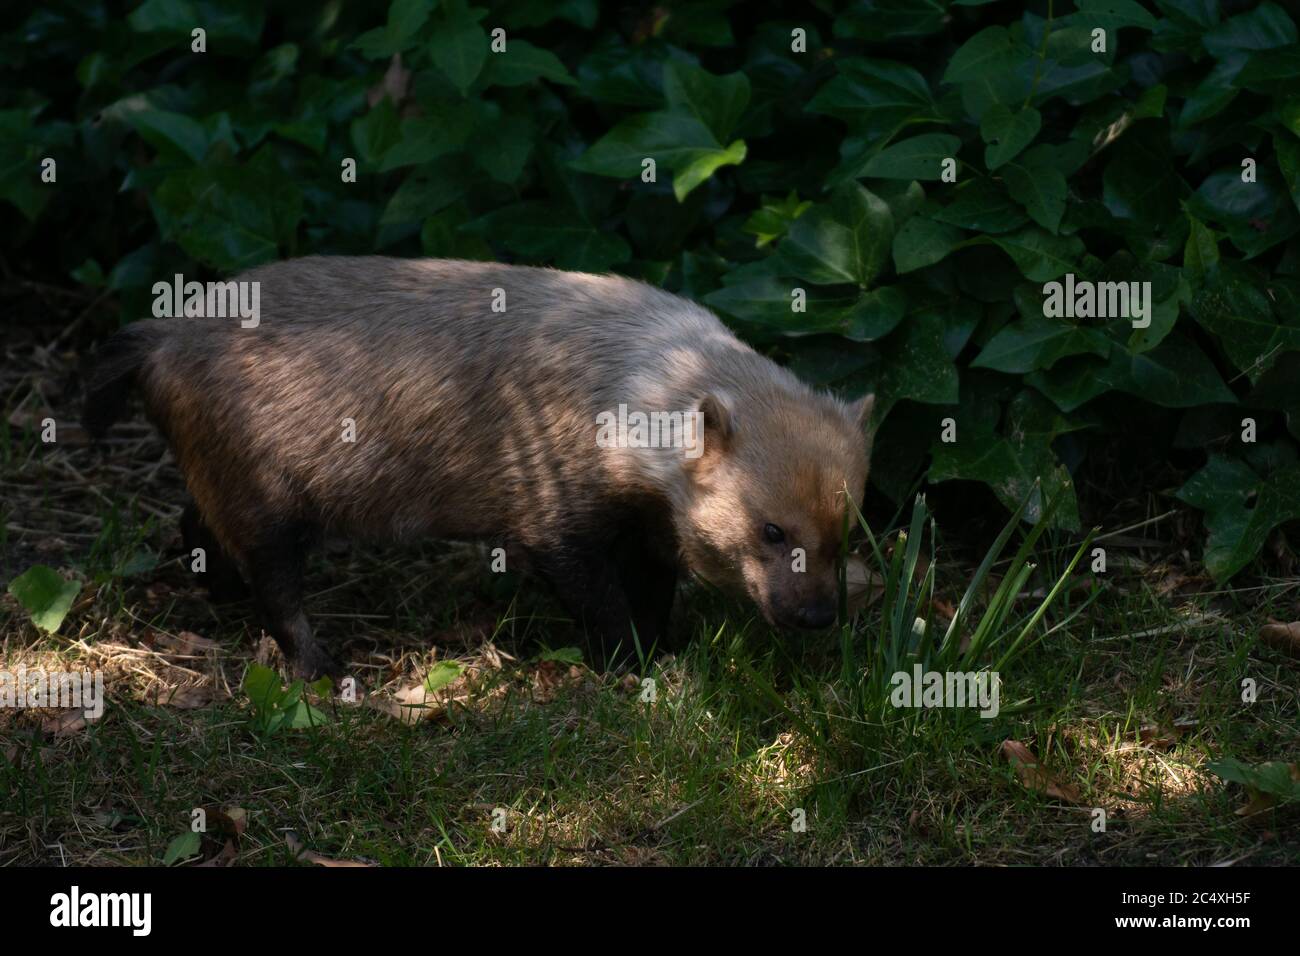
[677, 389, 873, 631]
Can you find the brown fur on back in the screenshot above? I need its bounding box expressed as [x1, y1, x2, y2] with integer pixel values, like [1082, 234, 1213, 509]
[115, 256, 869, 595]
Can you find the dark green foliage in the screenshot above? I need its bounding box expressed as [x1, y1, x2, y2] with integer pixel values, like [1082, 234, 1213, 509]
[5, 0, 1297, 579]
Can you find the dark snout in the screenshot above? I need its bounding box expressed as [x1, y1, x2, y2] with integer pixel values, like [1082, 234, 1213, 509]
[772, 597, 837, 630]
[795, 602, 837, 629]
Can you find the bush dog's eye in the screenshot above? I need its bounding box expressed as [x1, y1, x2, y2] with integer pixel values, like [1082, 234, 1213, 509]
[763, 523, 785, 544]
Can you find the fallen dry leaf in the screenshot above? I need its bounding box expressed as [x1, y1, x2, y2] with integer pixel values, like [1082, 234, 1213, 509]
[930, 597, 956, 625]
[1000, 739, 1082, 803]
[1138, 717, 1198, 751]
[1259, 620, 1300, 658]
[225, 807, 247, 835]
[531, 660, 584, 703]
[41, 710, 88, 737]
[367, 53, 410, 107]
[152, 682, 227, 709]
[196, 840, 238, 867]
[285, 831, 374, 867]
[154, 630, 221, 657]
[845, 556, 884, 614]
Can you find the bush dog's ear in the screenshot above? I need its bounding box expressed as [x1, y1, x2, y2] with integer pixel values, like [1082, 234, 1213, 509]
[686, 392, 734, 465]
[851, 392, 875, 432]
[851, 392, 876, 456]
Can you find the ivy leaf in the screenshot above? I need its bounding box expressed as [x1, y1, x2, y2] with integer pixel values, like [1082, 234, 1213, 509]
[463, 200, 631, 271]
[662, 62, 750, 142]
[350, 97, 401, 167]
[778, 183, 895, 286]
[872, 311, 961, 424]
[1202, 2, 1296, 57]
[1187, 261, 1300, 382]
[972, 313, 1112, 374]
[1102, 125, 1182, 227]
[807, 58, 938, 135]
[1177, 456, 1300, 581]
[122, 108, 209, 163]
[424, 660, 464, 693]
[483, 39, 576, 86]
[836, 0, 948, 39]
[860, 133, 961, 180]
[1276, 133, 1300, 214]
[429, 5, 489, 95]
[943, 26, 1019, 84]
[892, 216, 964, 273]
[981, 105, 1041, 170]
[703, 277, 858, 335]
[842, 286, 908, 341]
[351, 0, 437, 57]
[8, 565, 81, 634]
[742, 191, 811, 248]
[1182, 213, 1221, 286]
[1075, 0, 1158, 32]
[672, 140, 747, 201]
[932, 179, 1029, 234]
[930, 389, 1082, 529]
[163, 832, 203, 866]
[969, 226, 1085, 281]
[1003, 153, 1067, 233]
[152, 162, 302, 271]
[1027, 332, 1236, 412]
[380, 158, 468, 224]
[573, 112, 745, 199]
[1187, 166, 1300, 257]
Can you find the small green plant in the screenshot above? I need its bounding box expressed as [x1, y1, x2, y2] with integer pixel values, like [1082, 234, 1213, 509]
[1208, 757, 1300, 807]
[8, 564, 81, 634]
[848, 481, 1098, 725]
[423, 659, 464, 692]
[162, 831, 202, 866]
[241, 663, 330, 735]
[536, 646, 584, 665]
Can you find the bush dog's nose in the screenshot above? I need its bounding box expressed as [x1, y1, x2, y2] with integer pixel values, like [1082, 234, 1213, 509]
[796, 603, 836, 629]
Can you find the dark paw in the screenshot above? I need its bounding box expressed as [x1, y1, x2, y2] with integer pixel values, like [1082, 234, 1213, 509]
[288, 645, 344, 684]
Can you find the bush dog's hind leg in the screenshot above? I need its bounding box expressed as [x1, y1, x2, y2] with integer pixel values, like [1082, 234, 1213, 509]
[180, 500, 249, 602]
[244, 521, 339, 681]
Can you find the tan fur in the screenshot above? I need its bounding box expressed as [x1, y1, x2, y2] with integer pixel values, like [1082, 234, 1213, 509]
[112, 256, 872, 632]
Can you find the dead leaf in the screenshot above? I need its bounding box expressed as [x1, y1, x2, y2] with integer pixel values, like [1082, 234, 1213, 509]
[41, 710, 88, 737]
[1000, 740, 1082, 803]
[1138, 717, 1198, 750]
[153, 682, 227, 709]
[370, 671, 471, 724]
[154, 630, 220, 657]
[196, 840, 238, 867]
[929, 597, 956, 625]
[1235, 793, 1277, 817]
[845, 556, 884, 613]
[367, 54, 410, 107]
[285, 831, 374, 867]
[1259, 620, 1300, 658]
[225, 807, 247, 835]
